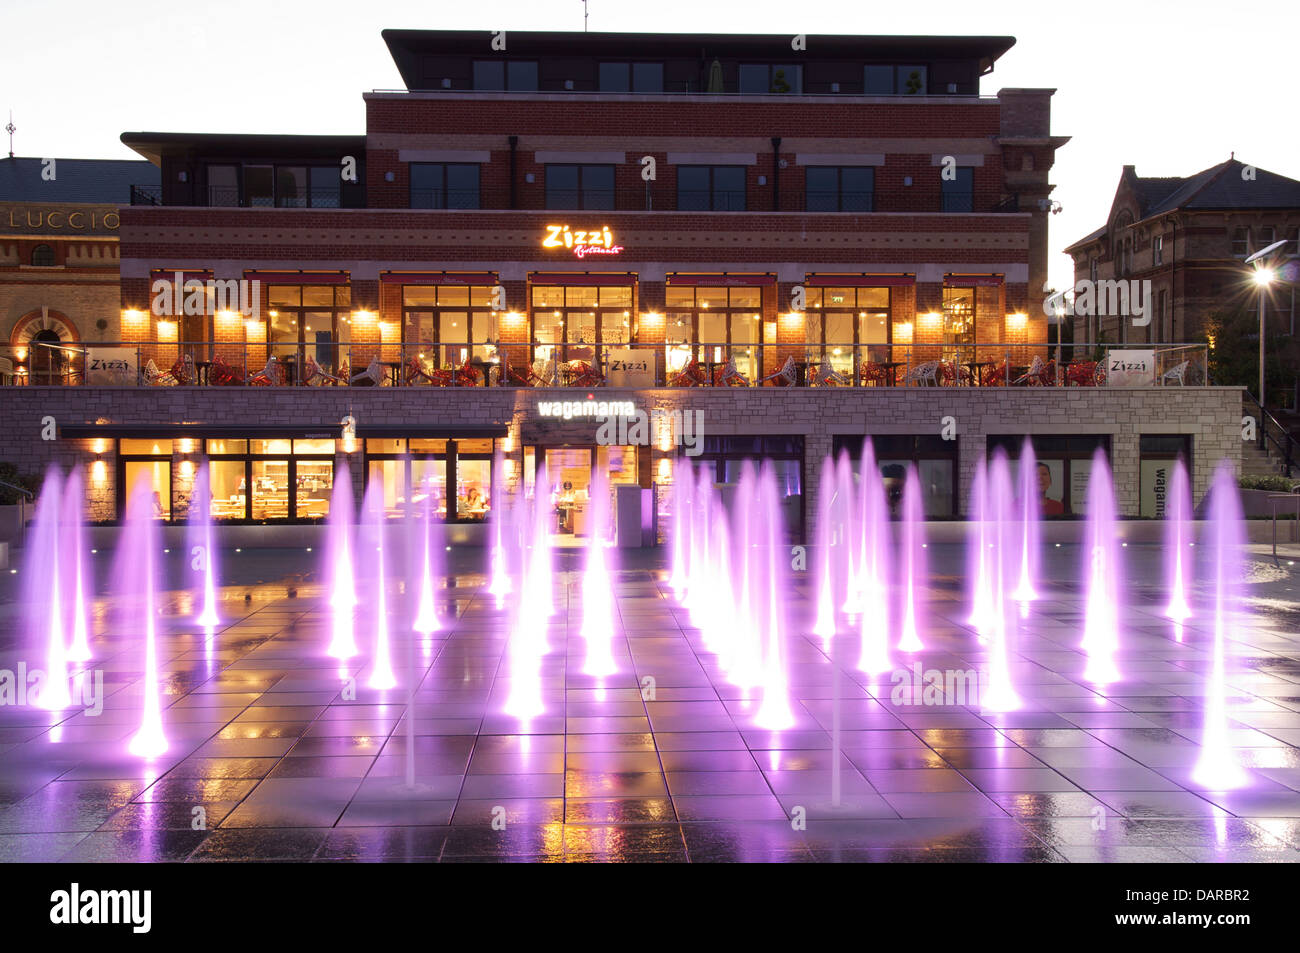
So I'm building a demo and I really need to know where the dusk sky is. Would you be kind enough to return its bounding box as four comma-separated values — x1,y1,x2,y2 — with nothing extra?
4,0,1295,297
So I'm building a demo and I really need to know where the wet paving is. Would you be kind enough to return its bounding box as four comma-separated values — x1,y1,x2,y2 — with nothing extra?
2,545,1300,863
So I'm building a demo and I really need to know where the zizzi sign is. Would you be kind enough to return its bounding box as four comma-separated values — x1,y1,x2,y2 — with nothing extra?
542,224,624,258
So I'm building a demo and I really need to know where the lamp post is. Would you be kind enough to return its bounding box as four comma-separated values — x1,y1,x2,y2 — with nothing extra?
1244,238,1289,425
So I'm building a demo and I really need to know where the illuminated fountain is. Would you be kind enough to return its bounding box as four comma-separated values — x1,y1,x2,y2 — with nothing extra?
684,472,714,630
705,499,738,676
487,448,512,607
61,468,93,663
326,466,359,659
753,461,795,731
981,451,1023,711
896,464,926,653
504,464,552,720
1012,438,1040,605
25,466,71,710
122,475,168,758
580,466,617,677
361,478,396,690
188,462,221,629
1191,462,1250,790
967,456,994,643
855,440,892,675
412,490,442,640
811,455,839,647
727,461,764,693
1164,457,1194,628
668,459,694,602
1079,448,1122,685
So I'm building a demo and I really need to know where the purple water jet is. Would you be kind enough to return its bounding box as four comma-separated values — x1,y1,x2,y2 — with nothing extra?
61,468,93,663
1191,462,1250,790
896,464,926,653
1080,448,1122,685
121,475,168,758
188,462,221,629
1164,457,1194,626
326,465,359,659
855,440,892,675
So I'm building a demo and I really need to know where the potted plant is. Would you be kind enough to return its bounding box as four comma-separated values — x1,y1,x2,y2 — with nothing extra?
0,462,40,543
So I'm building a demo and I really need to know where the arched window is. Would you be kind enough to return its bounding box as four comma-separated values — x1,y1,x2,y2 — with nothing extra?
30,244,55,266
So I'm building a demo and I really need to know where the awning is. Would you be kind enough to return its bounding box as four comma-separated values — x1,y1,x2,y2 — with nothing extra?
528,273,637,285
667,273,776,286
380,272,498,285
806,274,915,287
944,275,1004,287
243,271,350,284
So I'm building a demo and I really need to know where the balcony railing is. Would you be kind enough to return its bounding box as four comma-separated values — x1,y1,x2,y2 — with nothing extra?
0,340,1210,390
129,185,1019,214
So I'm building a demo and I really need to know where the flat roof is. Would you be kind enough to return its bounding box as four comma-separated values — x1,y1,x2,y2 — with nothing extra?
119,133,366,165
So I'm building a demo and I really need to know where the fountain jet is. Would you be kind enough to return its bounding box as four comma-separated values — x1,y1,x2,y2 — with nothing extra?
362,479,396,690
61,468,93,663
1191,463,1250,790
189,462,221,629
124,476,168,758
1164,457,1193,624
326,466,359,659
896,464,926,653
855,440,892,675
1012,438,1041,604
1080,448,1122,685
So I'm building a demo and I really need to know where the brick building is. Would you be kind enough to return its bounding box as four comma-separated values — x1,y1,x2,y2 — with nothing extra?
1064,159,1300,349
0,157,159,383
0,30,1246,533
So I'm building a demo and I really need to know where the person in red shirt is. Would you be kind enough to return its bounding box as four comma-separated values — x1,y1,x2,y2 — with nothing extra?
1037,462,1066,516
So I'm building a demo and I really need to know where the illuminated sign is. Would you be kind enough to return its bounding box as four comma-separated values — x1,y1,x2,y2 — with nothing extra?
537,399,636,420
542,224,624,258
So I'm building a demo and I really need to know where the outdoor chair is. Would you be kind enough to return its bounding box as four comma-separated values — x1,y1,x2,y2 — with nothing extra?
809,356,849,386
303,354,345,386
713,357,749,387
248,356,284,386
669,359,708,387
1012,355,1046,386
758,355,797,387
142,358,176,386
1161,360,1190,386
903,360,941,386
349,358,384,387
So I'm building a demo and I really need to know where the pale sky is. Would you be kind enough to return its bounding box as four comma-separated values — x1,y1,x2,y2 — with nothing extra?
4,0,1295,293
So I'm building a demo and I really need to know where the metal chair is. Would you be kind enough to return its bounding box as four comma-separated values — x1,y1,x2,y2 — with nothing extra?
713,356,749,387
758,355,797,386
903,360,941,386
1012,355,1046,387
304,354,345,386
141,358,176,386
1161,360,1190,386
248,356,284,386
349,358,384,387
809,356,849,386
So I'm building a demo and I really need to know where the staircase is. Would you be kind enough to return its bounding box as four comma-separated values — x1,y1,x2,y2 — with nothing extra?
1241,439,1286,478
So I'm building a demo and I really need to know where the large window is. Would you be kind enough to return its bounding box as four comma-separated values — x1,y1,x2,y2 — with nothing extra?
684,435,805,542
804,285,893,375
941,167,974,212
677,166,746,211
205,438,335,523
410,163,480,209
545,164,615,210
402,285,499,371
363,438,494,523
531,283,633,369
805,167,873,212
834,435,956,518
664,284,763,381
205,164,339,208
118,438,173,521
265,285,352,380
1139,435,1191,519
738,64,802,94
863,65,927,95
472,60,538,90
598,62,664,92
941,286,977,362
986,435,1111,518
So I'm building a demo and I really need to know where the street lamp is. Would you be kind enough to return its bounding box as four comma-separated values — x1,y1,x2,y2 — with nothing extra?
1244,238,1289,417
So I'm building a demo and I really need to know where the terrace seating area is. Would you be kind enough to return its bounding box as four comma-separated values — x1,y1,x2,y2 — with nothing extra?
0,342,1208,390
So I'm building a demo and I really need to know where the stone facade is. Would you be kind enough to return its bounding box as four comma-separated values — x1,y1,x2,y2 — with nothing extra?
0,385,1245,533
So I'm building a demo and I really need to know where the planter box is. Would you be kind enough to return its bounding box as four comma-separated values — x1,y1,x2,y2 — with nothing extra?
0,503,28,544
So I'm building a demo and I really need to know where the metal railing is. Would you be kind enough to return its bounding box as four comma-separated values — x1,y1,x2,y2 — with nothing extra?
1244,391,1298,477
129,185,1020,214
0,339,1211,391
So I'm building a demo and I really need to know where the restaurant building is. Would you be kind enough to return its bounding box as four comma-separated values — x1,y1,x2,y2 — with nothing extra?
0,157,159,383
0,31,1243,538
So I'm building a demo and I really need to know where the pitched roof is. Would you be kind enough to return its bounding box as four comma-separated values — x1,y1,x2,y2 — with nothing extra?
1065,159,1300,253
0,156,160,204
